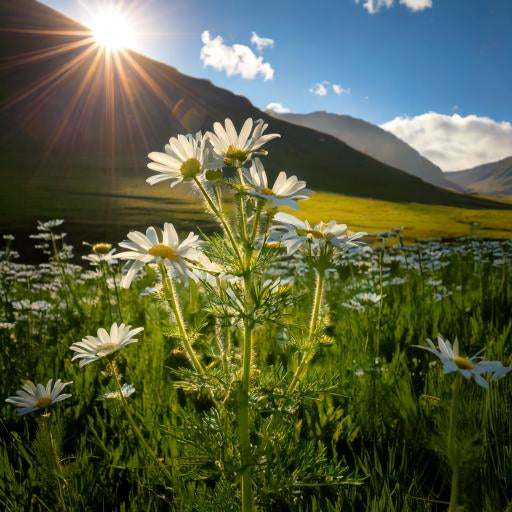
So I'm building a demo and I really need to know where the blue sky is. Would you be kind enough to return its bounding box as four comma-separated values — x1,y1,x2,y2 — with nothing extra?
39,0,512,169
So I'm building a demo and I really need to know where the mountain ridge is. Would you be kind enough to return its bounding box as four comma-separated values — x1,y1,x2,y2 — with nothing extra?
445,156,512,196
266,110,459,191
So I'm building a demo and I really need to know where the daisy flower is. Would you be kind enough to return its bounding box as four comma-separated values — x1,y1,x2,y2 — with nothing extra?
98,383,135,400
414,335,511,388
117,223,203,288
70,323,143,367
82,243,117,266
6,379,72,416
243,159,311,210
208,118,280,167
271,212,366,255
147,131,220,187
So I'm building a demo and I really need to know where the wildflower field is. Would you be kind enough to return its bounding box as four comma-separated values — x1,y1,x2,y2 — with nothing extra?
1,119,512,512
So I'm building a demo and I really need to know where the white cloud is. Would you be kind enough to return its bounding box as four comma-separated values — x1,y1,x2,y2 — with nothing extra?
251,32,274,51
309,82,329,96
361,0,393,14
200,30,274,81
355,0,432,13
381,112,512,171
399,0,432,11
266,102,291,114
332,83,351,95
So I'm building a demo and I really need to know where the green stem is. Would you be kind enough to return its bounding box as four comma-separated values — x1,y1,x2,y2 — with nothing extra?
250,201,263,244
108,262,124,322
288,270,325,393
448,373,462,512
108,359,174,485
40,412,67,511
159,262,204,374
193,176,242,262
100,262,113,325
236,168,248,242
239,314,254,512
50,233,84,319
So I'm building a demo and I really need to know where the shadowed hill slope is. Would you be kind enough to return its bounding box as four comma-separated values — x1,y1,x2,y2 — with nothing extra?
0,0,509,210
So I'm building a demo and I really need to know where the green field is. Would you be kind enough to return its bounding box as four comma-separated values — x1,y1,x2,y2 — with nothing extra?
3,172,512,251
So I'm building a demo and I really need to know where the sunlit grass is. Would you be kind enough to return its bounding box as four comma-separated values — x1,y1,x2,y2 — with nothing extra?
284,191,512,239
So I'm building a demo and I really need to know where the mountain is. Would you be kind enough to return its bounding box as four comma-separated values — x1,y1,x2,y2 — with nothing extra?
267,110,458,191
0,0,508,213
445,156,512,196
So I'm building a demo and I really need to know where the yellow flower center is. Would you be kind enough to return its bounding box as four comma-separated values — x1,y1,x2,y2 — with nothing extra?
261,187,276,196
148,243,178,261
452,356,475,370
92,243,112,254
224,145,248,166
180,158,201,179
296,228,324,239
36,397,52,408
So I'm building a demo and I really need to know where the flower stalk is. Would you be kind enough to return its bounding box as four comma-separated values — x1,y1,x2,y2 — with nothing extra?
447,373,462,512
40,412,68,511
288,270,325,393
159,262,204,374
239,315,254,512
107,359,174,485
193,176,242,262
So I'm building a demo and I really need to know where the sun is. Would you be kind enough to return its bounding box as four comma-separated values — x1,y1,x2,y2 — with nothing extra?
91,7,135,50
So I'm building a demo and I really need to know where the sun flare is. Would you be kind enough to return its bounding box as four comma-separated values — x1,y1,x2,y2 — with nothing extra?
91,7,135,50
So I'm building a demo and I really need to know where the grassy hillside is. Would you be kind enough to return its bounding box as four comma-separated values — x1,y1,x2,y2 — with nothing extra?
285,192,512,239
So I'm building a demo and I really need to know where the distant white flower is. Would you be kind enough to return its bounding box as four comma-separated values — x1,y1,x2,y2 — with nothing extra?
208,118,280,167
70,323,143,367
98,383,135,400
117,223,203,288
147,131,220,187
83,250,117,266
414,335,511,388
272,212,366,255
6,379,72,416
243,159,311,209
37,219,64,231
354,292,384,305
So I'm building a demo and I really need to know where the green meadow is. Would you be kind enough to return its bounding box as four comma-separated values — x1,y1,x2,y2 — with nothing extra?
2,172,512,247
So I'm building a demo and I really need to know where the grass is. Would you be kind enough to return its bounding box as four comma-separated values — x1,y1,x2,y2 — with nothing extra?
1,225,511,511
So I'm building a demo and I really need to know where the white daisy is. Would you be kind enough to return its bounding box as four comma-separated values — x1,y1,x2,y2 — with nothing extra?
97,383,135,400
69,323,143,367
243,159,311,210
6,379,72,416
37,219,64,231
208,118,280,167
116,223,203,288
271,212,366,255
82,247,117,266
147,131,220,187
414,335,511,388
